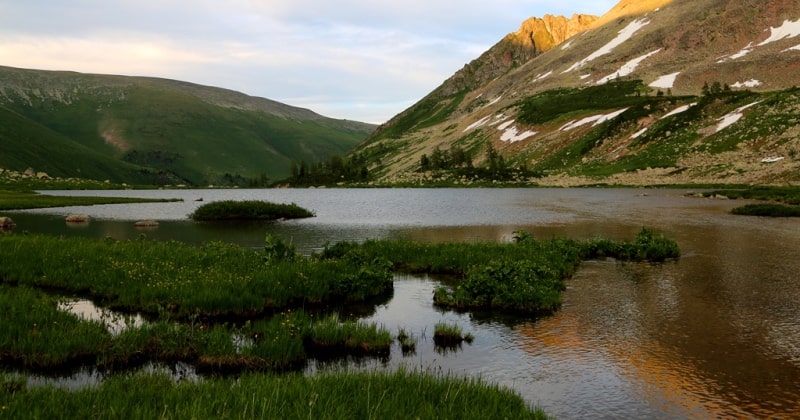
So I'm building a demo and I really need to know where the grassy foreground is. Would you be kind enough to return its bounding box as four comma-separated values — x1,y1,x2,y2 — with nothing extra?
0,369,547,419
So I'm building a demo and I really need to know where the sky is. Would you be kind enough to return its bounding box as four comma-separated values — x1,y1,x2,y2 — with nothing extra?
0,1,616,124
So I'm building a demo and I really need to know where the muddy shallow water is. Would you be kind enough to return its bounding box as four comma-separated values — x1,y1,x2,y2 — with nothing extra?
8,188,800,418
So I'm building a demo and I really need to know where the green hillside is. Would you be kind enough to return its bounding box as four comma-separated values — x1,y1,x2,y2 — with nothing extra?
0,66,375,186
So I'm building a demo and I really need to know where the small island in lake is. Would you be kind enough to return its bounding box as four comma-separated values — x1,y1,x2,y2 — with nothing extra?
189,200,315,221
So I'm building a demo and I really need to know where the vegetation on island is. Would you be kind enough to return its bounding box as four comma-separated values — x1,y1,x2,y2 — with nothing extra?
189,200,315,221
0,219,678,418
702,186,800,217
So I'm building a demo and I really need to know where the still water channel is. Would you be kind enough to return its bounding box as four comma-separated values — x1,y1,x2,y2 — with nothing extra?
8,188,800,418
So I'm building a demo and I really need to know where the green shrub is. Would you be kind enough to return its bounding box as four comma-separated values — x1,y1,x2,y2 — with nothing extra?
190,200,314,221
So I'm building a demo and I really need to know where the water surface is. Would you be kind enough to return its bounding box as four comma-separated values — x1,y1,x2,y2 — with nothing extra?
8,188,800,418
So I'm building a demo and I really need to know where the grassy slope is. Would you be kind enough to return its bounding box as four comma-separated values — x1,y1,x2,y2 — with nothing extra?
0,106,148,182
0,70,372,185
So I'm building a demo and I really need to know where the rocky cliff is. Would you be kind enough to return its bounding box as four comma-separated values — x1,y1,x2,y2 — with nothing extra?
354,0,800,186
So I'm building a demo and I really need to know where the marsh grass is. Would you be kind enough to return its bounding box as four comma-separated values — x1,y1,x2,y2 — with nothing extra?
0,189,179,211
0,234,393,319
1,369,547,419
305,313,392,357
433,322,474,348
189,200,314,221
0,285,111,370
324,228,678,314
397,328,417,355
731,204,800,217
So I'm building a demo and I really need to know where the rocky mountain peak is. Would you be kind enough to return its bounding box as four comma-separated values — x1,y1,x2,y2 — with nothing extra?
509,14,599,53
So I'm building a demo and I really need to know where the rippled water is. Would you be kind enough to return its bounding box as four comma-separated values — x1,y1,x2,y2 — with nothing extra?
8,188,800,418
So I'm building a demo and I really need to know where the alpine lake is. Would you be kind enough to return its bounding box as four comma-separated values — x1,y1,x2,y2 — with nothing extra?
7,187,800,419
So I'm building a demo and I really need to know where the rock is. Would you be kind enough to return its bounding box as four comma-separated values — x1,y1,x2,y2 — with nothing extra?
65,214,90,224
36,172,49,179
134,220,159,228
0,217,16,229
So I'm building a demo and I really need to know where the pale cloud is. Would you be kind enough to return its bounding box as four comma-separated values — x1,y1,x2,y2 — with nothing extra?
0,1,615,123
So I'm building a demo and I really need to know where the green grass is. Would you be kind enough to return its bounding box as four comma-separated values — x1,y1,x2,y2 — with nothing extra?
0,234,393,319
321,228,679,314
731,204,800,217
1,369,548,419
189,200,315,221
433,322,474,347
703,186,800,205
0,189,179,211
0,68,372,185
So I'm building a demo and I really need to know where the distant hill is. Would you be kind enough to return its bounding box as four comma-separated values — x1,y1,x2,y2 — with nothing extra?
354,0,800,186
0,66,376,186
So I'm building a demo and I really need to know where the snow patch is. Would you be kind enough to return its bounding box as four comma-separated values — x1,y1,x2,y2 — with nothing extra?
488,114,508,126
497,119,515,131
784,44,800,52
731,79,762,88
463,115,492,132
761,156,785,163
563,18,651,73
486,95,503,106
560,108,629,131
631,127,649,139
500,126,537,143
596,49,661,85
662,103,696,119
561,40,573,50
758,18,800,46
579,74,592,80
719,18,800,61
531,71,553,84
649,72,681,89
715,101,761,133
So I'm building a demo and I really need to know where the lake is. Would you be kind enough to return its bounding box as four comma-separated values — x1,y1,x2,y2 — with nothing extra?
8,188,800,418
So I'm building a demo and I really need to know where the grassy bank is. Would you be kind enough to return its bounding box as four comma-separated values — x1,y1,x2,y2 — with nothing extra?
320,228,679,314
0,189,180,211
0,234,392,319
703,186,800,217
0,369,547,419
0,285,391,373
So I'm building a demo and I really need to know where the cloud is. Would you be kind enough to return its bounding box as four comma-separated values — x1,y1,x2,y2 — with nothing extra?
0,0,616,123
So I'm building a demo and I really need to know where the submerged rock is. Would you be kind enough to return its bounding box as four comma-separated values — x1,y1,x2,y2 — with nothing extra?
134,220,159,228
65,214,90,224
0,216,16,230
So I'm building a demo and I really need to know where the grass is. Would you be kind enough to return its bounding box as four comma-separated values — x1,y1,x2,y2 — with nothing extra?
731,204,800,217
0,189,180,211
702,186,800,217
0,234,393,319
703,186,800,205
321,228,679,314
0,288,392,373
189,200,315,221
433,322,474,347
0,68,371,185
0,369,548,419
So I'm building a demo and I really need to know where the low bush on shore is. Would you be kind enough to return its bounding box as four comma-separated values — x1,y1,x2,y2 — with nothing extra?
190,200,314,221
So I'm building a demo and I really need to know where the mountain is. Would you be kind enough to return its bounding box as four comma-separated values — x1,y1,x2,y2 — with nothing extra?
0,66,375,186
355,0,800,186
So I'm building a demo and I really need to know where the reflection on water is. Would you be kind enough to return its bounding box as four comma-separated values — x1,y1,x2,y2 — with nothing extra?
58,299,146,335
5,188,800,418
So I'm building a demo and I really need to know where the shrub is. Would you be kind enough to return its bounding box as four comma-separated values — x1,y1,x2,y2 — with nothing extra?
189,200,314,221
